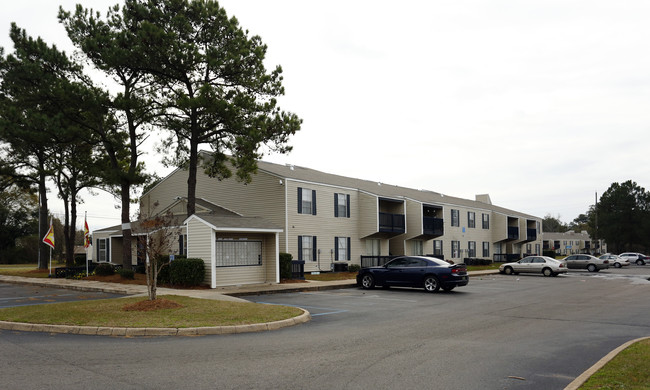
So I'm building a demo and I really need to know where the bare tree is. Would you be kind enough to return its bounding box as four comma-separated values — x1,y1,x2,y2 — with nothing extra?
133,209,179,300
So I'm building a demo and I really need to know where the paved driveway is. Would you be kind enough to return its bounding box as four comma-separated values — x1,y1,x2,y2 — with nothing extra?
0,283,126,308
0,268,649,389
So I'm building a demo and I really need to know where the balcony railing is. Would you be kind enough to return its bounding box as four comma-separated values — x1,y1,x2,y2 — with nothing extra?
423,217,444,236
508,226,519,240
379,212,405,234
526,228,537,241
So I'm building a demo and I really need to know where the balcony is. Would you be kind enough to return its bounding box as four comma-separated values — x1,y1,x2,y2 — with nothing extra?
423,217,444,237
379,212,405,234
507,226,519,240
526,228,537,242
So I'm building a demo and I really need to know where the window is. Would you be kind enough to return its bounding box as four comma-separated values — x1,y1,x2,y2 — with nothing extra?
215,240,262,267
335,237,351,261
482,242,490,257
366,239,380,256
526,244,532,253
451,241,460,258
298,235,317,261
451,209,459,227
412,240,423,256
298,187,316,215
535,244,541,255
433,240,443,256
468,241,476,257
179,234,188,256
482,213,490,229
468,212,475,228
334,193,350,218
97,238,109,262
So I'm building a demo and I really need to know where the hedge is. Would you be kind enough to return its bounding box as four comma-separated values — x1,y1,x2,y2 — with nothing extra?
168,258,205,287
280,252,293,279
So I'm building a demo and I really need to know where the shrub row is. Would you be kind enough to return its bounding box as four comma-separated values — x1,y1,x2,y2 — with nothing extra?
463,258,493,266
157,257,205,287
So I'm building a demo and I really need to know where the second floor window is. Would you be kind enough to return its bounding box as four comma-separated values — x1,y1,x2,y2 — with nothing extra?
335,193,350,218
482,213,489,229
451,209,459,227
468,212,475,228
298,187,316,215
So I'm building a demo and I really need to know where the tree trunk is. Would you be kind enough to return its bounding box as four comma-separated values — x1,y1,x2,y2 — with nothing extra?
121,182,133,270
186,136,198,218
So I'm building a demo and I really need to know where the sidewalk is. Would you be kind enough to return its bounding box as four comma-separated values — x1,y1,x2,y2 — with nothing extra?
0,269,500,299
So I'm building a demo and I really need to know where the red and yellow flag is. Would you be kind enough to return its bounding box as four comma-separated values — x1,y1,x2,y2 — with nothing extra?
84,217,91,248
42,220,55,250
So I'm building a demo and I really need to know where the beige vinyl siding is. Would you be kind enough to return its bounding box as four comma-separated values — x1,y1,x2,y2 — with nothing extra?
186,219,214,286
358,192,379,238
140,168,186,217
404,199,423,239
492,213,508,242
287,181,361,272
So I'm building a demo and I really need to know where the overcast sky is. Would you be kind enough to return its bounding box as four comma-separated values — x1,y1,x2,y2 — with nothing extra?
2,0,650,231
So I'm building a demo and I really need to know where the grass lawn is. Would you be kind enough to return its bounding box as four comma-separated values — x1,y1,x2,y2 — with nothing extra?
0,295,303,328
579,338,650,389
0,264,52,278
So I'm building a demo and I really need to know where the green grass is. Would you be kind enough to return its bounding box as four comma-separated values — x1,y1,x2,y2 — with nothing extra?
579,339,650,389
0,264,52,278
0,295,303,328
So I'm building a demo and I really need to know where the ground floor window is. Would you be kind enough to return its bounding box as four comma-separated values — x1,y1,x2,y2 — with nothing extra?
215,240,262,267
451,241,460,258
365,239,380,256
299,235,317,261
433,240,443,256
482,242,490,258
97,238,109,262
468,241,476,258
335,237,351,260
412,240,423,256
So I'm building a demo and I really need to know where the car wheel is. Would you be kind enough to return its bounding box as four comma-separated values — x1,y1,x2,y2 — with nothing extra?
614,262,622,268
504,266,514,275
542,268,553,277
587,264,597,272
423,275,440,292
361,274,375,289
637,260,644,266
442,286,455,292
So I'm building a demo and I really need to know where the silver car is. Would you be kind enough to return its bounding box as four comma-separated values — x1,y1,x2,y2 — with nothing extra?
599,254,630,268
563,254,609,272
499,256,567,277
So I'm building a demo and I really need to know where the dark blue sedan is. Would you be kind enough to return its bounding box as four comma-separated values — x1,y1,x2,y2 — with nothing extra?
356,256,469,292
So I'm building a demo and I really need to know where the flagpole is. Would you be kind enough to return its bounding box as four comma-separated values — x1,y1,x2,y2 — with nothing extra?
49,246,52,277
85,211,89,277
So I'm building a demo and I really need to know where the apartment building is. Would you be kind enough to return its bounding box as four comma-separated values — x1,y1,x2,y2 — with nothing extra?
93,152,543,287
542,230,606,256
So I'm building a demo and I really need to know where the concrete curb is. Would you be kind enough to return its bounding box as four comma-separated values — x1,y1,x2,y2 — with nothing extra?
564,336,650,390
0,309,311,337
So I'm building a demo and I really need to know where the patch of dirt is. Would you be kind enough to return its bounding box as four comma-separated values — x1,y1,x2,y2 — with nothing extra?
122,298,184,312
84,273,148,285
280,278,308,284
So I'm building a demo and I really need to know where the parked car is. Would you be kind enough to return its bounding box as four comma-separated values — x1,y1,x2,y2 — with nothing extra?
356,256,469,292
618,252,649,265
563,254,609,272
599,254,630,268
499,256,567,277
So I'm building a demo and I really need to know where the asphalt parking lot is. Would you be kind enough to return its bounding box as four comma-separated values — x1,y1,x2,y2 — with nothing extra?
0,283,126,308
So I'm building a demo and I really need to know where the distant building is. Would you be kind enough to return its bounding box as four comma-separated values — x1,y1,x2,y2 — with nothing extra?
541,230,606,256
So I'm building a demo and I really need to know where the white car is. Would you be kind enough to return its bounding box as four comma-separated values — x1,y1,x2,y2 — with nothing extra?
618,252,649,265
599,254,630,268
499,256,567,277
